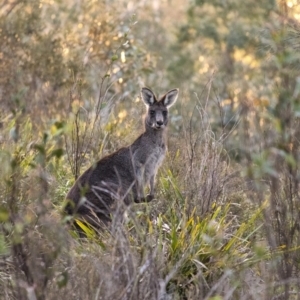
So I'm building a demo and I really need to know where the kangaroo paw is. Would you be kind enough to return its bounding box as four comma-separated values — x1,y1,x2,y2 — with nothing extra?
134,194,154,203
145,194,154,202
134,197,143,203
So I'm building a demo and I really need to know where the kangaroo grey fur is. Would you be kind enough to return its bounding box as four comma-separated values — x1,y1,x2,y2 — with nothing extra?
65,87,179,229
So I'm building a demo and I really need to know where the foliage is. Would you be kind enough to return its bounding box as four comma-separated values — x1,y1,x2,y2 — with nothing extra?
1,0,300,299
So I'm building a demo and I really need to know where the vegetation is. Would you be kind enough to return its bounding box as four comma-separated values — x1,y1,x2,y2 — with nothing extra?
1,0,300,299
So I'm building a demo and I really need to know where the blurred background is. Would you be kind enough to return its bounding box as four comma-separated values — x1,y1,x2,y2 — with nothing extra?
1,1,300,299
2,0,300,157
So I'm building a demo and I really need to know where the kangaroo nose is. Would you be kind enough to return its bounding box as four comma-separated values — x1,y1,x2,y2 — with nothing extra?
157,120,163,126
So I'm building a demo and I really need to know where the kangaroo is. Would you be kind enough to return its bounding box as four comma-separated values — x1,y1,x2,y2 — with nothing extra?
65,87,179,229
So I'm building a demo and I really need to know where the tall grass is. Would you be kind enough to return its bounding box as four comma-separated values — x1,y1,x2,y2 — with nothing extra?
0,84,278,300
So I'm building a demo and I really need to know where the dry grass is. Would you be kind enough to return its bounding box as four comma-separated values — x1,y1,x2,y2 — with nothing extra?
2,84,300,300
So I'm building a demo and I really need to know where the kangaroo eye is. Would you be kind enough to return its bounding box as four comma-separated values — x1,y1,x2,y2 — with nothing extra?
163,111,167,116
150,110,155,116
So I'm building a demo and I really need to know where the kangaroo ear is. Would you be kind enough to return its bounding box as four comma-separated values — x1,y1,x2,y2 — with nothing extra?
141,87,156,106
162,89,179,108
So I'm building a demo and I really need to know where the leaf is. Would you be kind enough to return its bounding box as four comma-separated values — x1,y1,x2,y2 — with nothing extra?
111,54,118,61
50,148,64,159
51,121,65,136
43,132,49,144
54,121,65,129
9,127,18,142
75,219,96,239
57,271,68,288
170,227,178,252
0,234,9,255
33,144,46,155
0,207,9,222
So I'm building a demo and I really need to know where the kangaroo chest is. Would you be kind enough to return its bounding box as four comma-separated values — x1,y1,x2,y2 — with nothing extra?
141,143,166,184
131,140,165,174
146,143,166,169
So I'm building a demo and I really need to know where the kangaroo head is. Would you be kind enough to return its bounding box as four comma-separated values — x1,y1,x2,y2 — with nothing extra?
141,87,179,130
